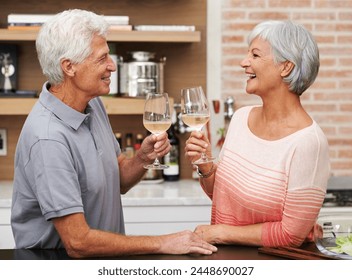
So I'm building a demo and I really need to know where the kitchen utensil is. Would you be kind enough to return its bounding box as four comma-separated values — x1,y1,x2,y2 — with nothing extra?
314,214,352,259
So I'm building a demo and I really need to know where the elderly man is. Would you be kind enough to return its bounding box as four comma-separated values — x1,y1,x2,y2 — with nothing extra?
11,9,217,258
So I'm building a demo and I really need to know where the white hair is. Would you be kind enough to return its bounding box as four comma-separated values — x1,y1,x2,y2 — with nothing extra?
36,9,109,85
248,20,320,96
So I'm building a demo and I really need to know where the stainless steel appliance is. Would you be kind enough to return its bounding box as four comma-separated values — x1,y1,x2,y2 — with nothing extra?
119,51,166,97
320,176,352,216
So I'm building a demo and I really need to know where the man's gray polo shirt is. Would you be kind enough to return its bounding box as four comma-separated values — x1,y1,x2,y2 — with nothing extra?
11,82,125,249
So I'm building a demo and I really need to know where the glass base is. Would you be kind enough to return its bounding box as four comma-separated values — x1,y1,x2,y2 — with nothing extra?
144,164,169,170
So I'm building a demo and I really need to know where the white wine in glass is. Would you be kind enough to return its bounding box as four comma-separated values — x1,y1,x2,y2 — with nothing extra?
181,86,215,165
143,92,172,169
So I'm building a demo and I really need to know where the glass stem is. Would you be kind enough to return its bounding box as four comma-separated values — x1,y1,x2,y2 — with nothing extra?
153,158,161,166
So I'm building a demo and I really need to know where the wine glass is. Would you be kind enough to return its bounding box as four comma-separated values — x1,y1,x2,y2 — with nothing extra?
143,92,172,169
181,86,215,165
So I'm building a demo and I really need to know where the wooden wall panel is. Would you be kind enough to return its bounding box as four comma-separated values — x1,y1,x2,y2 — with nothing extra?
0,116,26,180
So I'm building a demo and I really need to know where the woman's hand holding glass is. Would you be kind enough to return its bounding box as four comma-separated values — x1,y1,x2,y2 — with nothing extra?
185,130,213,163
181,86,215,165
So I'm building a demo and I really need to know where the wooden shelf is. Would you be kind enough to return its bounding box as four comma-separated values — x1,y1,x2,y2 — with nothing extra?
101,97,146,114
0,96,147,115
0,29,200,43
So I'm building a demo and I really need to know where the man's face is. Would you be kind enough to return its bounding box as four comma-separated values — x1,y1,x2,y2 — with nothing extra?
72,35,116,98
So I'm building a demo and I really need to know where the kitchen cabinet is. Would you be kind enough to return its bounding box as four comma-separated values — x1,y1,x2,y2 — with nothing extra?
0,0,206,180
0,203,211,249
123,204,211,236
0,181,14,249
122,180,212,235
0,207,14,249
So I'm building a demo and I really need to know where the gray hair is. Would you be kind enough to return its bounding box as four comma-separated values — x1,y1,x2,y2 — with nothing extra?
248,20,319,96
36,9,109,85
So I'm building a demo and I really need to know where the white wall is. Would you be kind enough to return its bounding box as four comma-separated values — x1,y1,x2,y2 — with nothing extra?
207,0,223,157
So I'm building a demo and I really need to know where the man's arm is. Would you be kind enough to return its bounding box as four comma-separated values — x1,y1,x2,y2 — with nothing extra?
53,213,217,258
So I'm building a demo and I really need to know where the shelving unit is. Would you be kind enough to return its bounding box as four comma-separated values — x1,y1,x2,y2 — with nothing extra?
0,0,206,180
0,27,189,116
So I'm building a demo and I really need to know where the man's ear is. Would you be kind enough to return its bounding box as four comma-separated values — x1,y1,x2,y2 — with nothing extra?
61,59,75,77
280,61,295,77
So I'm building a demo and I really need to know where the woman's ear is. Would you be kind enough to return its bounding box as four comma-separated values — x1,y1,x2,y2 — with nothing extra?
280,61,295,77
61,59,75,77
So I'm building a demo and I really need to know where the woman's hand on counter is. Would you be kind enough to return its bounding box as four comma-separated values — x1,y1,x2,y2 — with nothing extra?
194,224,222,244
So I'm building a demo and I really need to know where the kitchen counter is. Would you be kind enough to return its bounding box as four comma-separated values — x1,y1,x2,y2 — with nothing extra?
0,245,284,260
0,242,331,260
0,179,211,207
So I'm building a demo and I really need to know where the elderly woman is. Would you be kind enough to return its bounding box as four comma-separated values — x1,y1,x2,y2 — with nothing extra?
186,20,330,247
11,9,217,258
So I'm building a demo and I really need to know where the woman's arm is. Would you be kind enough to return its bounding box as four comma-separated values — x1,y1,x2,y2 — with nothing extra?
185,131,216,196
195,223,263,246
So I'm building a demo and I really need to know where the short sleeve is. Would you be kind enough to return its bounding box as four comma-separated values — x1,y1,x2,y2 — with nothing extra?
25,139,83,220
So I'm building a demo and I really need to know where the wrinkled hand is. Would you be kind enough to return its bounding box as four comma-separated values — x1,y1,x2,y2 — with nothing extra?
194,225,222,244
158,230,217,255
185,131,213,164
138,132,171,164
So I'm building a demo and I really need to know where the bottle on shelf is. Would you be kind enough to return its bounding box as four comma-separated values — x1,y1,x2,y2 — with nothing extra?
134,133,144,151
124,133,134,158
162,124,180,181
115,132,123,149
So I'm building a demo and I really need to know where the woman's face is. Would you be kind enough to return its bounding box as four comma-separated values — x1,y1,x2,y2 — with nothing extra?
240,37,283,96
72,35,116,98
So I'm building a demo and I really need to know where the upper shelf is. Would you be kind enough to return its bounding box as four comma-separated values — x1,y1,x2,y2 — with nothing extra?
0,29,201,43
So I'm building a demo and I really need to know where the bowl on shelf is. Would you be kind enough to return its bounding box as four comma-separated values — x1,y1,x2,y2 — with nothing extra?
314,214,352,260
